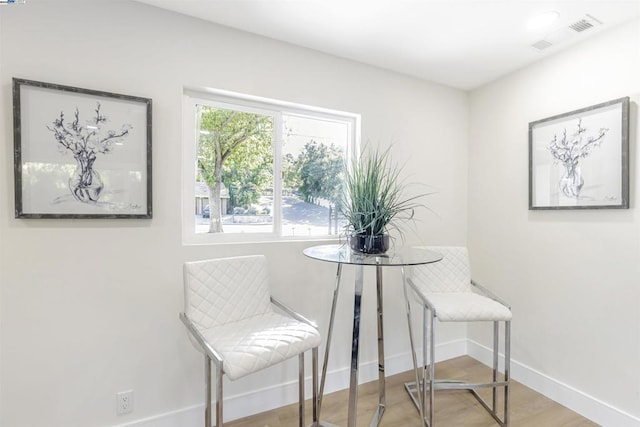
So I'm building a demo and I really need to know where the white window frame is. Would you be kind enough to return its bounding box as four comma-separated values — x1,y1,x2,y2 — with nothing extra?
182,87,360,245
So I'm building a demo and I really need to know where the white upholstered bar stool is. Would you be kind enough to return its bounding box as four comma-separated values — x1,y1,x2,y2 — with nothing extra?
180,255,321,427
405,246,512,427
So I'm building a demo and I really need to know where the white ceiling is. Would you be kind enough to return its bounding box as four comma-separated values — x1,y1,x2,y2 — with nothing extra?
136,0,640,90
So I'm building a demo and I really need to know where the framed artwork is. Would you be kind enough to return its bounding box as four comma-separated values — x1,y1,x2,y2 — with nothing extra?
13,78,152,218
529,97,629,210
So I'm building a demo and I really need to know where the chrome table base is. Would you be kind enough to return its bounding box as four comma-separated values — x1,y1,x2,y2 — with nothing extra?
303,245,442,427
318,264,389,427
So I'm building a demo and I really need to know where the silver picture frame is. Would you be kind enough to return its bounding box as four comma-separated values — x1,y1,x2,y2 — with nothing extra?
13,78,152,218
529,97,629,210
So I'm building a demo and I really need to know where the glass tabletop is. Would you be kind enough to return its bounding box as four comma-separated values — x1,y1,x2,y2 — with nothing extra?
303,244,442,267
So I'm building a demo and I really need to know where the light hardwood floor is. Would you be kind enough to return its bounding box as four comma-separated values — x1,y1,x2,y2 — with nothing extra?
226,356,598,427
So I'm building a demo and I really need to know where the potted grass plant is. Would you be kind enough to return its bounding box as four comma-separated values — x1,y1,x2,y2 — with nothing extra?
341,145,423,254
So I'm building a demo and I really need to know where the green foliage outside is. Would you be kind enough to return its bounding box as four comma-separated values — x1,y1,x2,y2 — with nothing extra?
295,140,344,204
198,106,273,232
197,106,345,233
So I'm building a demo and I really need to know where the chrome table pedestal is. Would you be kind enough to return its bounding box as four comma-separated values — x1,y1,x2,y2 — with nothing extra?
303,244,442,427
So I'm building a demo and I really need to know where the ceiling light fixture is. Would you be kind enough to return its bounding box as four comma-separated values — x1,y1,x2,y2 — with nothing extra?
528,11,560,30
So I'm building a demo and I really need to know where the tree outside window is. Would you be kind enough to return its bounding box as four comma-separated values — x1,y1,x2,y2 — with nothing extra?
186,91,358,242
197,106,273,233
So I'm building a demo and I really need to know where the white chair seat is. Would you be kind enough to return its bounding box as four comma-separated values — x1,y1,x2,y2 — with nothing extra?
424,292,512,322
200,311,321,381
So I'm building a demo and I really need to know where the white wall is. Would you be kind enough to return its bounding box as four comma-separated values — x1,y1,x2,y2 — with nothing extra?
0,1,468,426
469,19,640,424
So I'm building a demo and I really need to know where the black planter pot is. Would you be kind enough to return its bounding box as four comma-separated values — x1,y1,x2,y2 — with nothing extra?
349,234,390,254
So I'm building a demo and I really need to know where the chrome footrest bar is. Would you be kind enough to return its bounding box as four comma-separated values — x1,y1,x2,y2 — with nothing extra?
405,379,508,393
433,380,509,390
469,389,507,427
404,380,508,427
370,403,385,427
404,381,422,413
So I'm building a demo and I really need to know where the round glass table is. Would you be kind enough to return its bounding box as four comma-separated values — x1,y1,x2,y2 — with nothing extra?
303,244,442,427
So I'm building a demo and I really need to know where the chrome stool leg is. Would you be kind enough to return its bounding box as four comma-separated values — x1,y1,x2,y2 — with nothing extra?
401,267,427,426
428,307,435,426
215,361,223,427
504,321,511,426
205,355,212,427
312,347,319,426
493,321,499,415
406,310,511,426
299,353,305,427
205,355,223,427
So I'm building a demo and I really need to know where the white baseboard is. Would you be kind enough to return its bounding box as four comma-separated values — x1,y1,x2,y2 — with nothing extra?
114,339,466,426
467,339,640,427
113,404,202,427
115,338,639,427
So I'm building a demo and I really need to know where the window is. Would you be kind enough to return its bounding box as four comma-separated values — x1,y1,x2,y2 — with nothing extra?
183,88,360,244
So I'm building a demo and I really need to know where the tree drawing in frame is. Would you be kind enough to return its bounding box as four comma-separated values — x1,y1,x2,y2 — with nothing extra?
547,118,608,200
529,97,629,210
48,102,132,204
13,78,152,218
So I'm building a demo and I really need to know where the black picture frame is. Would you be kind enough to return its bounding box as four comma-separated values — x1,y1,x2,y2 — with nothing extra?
529,97,629,210
13,78,152,218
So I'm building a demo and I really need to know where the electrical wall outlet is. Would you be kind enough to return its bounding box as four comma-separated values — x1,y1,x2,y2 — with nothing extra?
116,390,133,415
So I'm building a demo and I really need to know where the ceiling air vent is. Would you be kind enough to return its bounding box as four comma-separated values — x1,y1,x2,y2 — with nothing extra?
568,14,603,33
531,14,603,51
569,19,593,32
531,39,553,50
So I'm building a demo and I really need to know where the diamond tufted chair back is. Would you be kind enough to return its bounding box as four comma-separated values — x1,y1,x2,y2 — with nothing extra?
184,255,273,330
411,246,471,293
